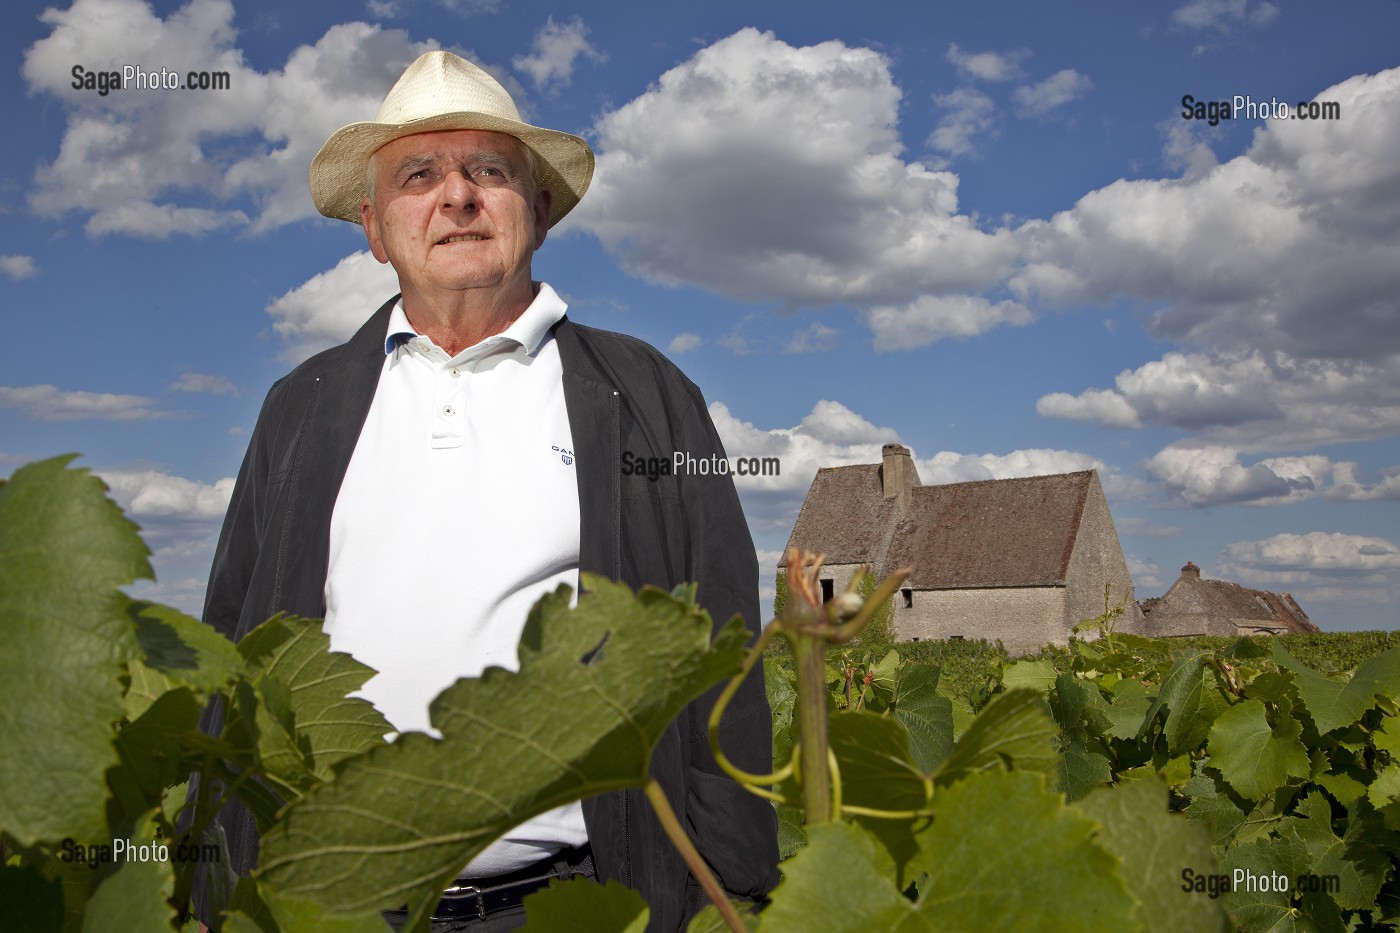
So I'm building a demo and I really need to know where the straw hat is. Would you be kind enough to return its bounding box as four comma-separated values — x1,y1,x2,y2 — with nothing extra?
310,51,594,227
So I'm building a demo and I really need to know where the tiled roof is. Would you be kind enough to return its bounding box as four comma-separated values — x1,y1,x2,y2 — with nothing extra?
885,472,1094,588
1140,571,1319,635
779,464,901,567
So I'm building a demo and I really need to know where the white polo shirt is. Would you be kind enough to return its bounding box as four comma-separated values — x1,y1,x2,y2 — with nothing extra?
324,283,587,875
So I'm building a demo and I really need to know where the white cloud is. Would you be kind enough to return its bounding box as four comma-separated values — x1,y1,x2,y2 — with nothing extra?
796,400,893,446
98,468,235,520
0,384,178,421
512,16,605,94
783,322,839,354
1116,517,1182,539
97,466,236,615
266,250,401,360
168,372,238,396
667,332,702,353
1036,387,1141,428
928,87,997,159
708,398,900,538
0,255,37,279
1328,462,1400,502
1012,69,1093,115
1127,556,1162,592
1146,444,1332,507
436,0,503,13
1161,120,1219,179
1172,0,1278,30
1223,531,1400,574
572,29,1019,341
22,0,447,236
914,448,1105,485
1014,66,1400,455
945,44,1028,82
1037,351,1400,451
866,294,1031,349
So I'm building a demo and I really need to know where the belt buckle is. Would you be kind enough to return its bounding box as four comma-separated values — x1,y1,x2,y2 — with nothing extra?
438,883,486,921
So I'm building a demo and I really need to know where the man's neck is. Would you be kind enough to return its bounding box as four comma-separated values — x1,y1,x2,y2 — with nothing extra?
399,281,538,356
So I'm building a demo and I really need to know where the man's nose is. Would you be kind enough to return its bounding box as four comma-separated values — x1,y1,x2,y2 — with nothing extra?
440,169,477,210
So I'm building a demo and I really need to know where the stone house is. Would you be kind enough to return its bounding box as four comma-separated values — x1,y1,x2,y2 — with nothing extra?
778,444,1144,656
1138,562,1318,637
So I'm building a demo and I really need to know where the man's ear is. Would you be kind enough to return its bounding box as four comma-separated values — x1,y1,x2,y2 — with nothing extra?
361,199,389,263
533,187,552,250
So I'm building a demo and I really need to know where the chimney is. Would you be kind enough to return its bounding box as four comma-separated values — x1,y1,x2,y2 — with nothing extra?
881,443,918,515
1182,561,1201,579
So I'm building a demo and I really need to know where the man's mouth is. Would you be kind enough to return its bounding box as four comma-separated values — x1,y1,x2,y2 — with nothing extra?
438,234,488,244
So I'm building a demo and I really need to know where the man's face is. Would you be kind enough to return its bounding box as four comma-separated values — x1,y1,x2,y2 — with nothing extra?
360,130,550,301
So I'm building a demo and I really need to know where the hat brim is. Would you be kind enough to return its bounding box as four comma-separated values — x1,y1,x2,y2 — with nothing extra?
310,112,594,227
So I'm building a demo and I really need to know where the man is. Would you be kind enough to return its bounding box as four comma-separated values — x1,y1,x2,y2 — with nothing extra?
196,50,778,931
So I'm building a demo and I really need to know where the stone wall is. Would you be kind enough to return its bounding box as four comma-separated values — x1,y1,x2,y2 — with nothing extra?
778,562,867,610
1061,477,1145,637
893,586,1066,657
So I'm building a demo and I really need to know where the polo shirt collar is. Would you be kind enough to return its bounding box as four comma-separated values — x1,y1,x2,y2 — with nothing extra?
383,282,568,357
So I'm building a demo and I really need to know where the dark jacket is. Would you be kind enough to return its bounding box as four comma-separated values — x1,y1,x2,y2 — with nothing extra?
199,297,780,930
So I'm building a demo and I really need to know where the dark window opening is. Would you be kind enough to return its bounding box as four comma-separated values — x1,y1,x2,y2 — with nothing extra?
820,579,834,603
901,587,912,609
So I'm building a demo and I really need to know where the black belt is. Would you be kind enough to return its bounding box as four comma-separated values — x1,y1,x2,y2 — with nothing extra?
431,845,595,921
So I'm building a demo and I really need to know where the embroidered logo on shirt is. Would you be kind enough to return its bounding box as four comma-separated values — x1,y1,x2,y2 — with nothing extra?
552,445,574,465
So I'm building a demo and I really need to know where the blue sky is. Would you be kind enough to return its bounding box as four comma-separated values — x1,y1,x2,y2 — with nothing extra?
3,0,1399,632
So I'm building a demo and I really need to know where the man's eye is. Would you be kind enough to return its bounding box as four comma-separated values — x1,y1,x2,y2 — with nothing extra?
470,166,509,185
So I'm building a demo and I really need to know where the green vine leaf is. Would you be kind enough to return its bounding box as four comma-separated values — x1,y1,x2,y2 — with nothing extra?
1001,659,1058,694
0,864,64,932
520,878,649,932
0,456,149,847
79,810,176,933
107,687,204,821
237,615,394,783
891,662,953,773
1142,653,1229,757
756,821,931,931
916,770,1139,932
1055,741,1113,802
828,711,929,812
1103,678,1150,741
934,689,1058,787
1271,641,1400,735
126,598,245,715
1283,792,1389,912
1207,699,1309,801
256,577,748,920
1076,778,1229,933
1219,835,1329,933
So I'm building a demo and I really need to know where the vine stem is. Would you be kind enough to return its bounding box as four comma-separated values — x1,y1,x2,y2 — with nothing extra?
643,778,747,933
792,624,831,824
708,621,793,793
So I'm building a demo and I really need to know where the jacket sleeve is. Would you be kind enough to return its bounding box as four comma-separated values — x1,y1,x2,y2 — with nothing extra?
189,381,286,923
675,389,782,901
204,379,284,641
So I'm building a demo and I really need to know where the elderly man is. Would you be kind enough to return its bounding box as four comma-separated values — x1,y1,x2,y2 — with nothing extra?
196,51,778,931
